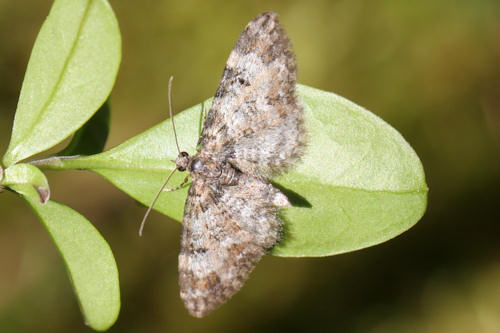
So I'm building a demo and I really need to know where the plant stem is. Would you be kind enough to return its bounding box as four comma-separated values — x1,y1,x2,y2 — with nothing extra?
29,155,86,170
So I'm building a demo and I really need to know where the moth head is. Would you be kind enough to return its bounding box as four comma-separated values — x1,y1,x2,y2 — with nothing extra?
176,151,190,172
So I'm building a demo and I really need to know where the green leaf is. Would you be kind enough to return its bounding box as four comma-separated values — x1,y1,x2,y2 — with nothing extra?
2,0,121,166
57,101,111,156
2,163,50,203
38,85,428,257
273,85,428,256
21,197,120,331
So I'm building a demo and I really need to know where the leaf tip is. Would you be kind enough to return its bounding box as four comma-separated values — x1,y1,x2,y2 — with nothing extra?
35,185,50,203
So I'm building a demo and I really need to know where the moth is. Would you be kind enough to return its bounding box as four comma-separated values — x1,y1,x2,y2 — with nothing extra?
152,11,306,317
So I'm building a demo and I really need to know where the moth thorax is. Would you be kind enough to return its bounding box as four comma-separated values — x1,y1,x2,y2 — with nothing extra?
219,163,238,186
189,158,204,173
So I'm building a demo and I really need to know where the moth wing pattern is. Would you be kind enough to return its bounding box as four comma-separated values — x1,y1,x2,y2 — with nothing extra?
199,11,306,177
178,11,305,317
179,173,289,317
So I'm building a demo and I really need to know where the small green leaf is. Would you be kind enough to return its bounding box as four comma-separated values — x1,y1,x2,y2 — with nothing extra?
58,101,111,156
22,197,120,331
2,0,121,166
2,163,50,203
38,85,428,257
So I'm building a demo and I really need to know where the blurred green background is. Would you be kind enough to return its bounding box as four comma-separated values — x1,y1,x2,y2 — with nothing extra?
1,0,499,332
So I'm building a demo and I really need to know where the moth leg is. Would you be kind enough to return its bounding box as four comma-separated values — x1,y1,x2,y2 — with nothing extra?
163,175,190,193
196,102,207,152
197,102,207,137
202,102,207,129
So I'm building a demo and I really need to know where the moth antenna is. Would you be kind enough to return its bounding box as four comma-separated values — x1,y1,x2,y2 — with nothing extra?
168,76,181,154
139,167,177,236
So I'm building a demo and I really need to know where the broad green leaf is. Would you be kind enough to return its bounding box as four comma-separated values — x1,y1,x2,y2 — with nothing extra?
273,85,428,256
58,101,111,156
37,85,428,257
2,163,50,203
18,196,120,331
2,0,121,166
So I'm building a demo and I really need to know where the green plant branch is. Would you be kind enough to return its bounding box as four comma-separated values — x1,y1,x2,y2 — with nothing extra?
29,155,84,170
29,155,176,172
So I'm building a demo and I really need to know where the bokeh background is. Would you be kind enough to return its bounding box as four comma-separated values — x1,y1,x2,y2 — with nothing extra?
1,0,499,332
